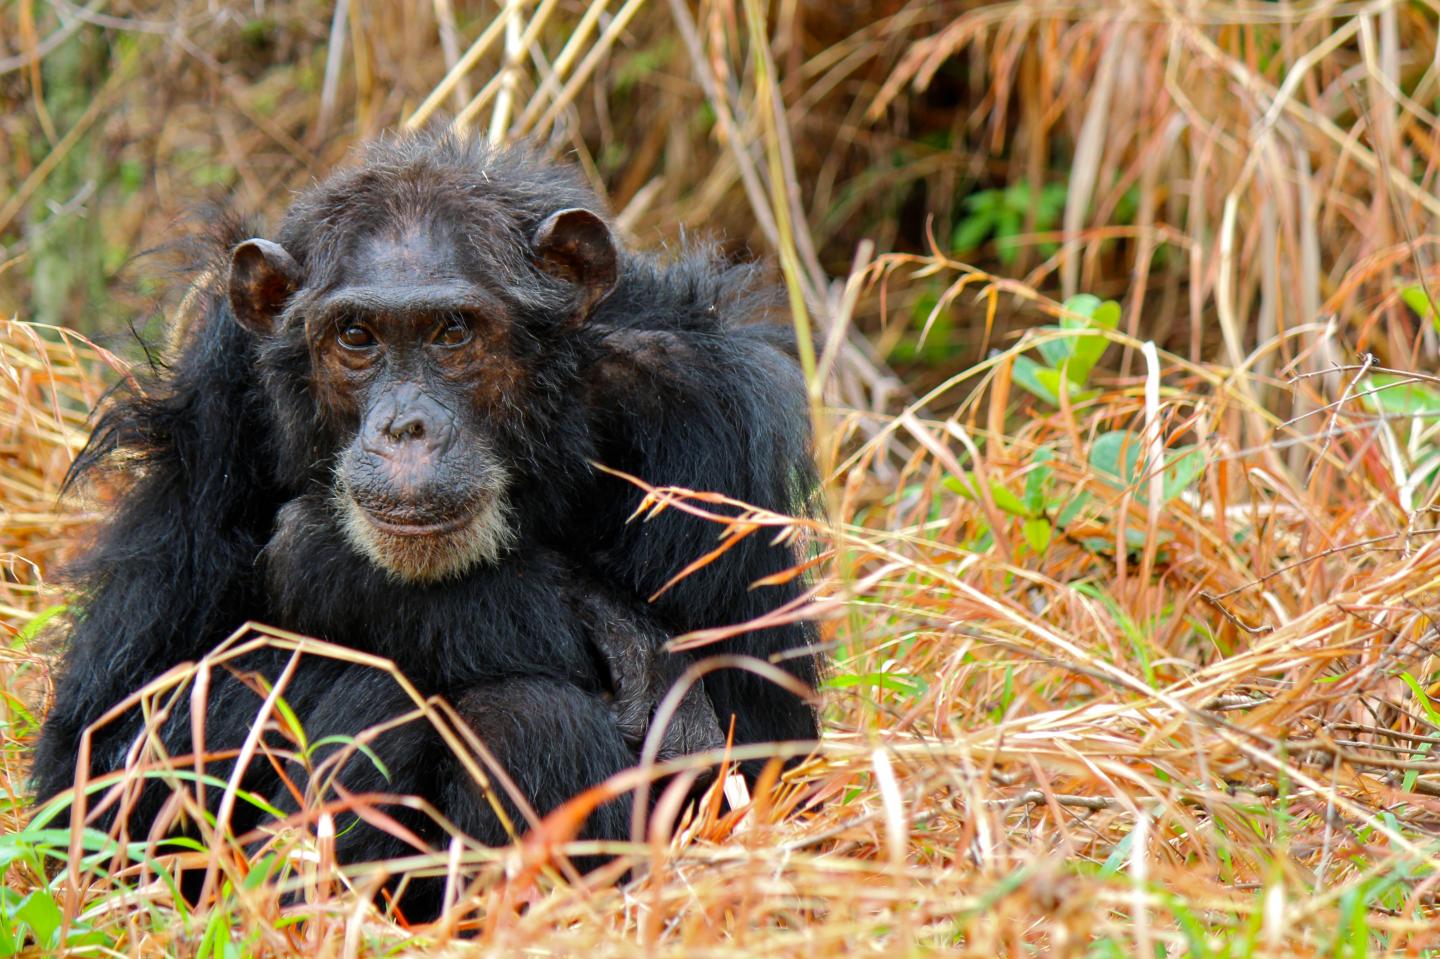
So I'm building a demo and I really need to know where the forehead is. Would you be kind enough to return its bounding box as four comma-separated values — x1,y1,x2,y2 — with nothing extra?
341,219,467,288
305,219,508,325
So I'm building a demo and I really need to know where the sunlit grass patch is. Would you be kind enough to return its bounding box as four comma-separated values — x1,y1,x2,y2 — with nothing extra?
12,280,1440,952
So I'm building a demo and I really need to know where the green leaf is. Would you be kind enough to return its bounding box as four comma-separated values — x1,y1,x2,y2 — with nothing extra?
825,672,928,697
1022,518,1052,553
1114,186,1142,226
1402,741,1431,793
1161,446,1206,503
964,189,1001,213
1100,825,1138,876
26,771,288,829
1014,355,1099,407
941,472,1033,517
1062,335,1107,387
941,474,976,500
1060,293,1103,322
994,664,1015,720
951,215,993,253
305,735,392,781
268,694,307,754
1034,367,1069,402
197,907,232,959
1089,300,1121,331
1401,284,1440,332
1362,373,1440,417
1055,491,1091,528
1037,368,1098,404
1336,883,1370,959
1035,331,1071,369
1061,298,1118,386
1164,895,1220,959
1012,354,1061,406
1003,183,1031,210
1037,182,1068,223
988,483,1031,518
1029,296,1120,389
908,290,940,326
1023,450,1054,515
994,210,1023,264
1399,672,1440,727
15,890,63,949
1089,431,1204,504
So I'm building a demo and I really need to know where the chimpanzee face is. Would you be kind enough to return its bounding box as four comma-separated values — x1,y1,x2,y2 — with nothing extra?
305,222,522,581
226,207,616,582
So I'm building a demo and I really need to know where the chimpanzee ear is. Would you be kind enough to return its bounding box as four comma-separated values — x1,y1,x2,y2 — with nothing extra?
532,208,618,319
229,238,303,336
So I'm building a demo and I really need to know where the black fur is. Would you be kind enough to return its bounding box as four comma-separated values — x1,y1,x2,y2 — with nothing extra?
31,130,820,912
581,255,822,762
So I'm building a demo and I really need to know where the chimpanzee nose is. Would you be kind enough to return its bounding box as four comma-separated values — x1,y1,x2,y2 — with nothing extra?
377,408,453,454
361,386,458,458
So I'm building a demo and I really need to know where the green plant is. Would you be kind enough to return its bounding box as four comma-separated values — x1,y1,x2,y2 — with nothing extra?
952,181,1067,265
1087,430,1205,507
1400,283,1439,333
1012,293,1117,406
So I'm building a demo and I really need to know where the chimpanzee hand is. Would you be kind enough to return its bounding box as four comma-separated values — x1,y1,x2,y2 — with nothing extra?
567,583,725,764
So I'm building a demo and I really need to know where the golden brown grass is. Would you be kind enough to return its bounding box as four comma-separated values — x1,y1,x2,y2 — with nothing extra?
7,0,1440,955
10,291,1440,953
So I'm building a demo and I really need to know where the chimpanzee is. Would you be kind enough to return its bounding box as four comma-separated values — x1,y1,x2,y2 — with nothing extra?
30,130,820,910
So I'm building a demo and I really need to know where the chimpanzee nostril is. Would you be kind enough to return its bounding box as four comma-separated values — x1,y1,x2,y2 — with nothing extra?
386,413,427,442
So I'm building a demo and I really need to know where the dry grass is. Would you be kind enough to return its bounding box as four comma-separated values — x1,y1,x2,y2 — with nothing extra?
7,0,1440,955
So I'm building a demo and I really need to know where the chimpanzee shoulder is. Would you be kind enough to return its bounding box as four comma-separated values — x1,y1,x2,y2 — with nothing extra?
603,247,786,330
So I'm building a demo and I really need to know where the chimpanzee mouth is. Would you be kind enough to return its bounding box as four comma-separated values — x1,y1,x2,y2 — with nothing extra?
359,509,476,538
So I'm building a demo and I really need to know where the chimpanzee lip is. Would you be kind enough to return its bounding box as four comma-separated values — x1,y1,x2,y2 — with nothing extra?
360,509,474,538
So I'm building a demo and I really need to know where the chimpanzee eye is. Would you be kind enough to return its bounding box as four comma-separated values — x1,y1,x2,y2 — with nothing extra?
337,322,376,349
434,313,473,348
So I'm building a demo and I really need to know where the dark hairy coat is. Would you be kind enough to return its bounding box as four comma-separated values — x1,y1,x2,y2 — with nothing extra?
30,131,821,912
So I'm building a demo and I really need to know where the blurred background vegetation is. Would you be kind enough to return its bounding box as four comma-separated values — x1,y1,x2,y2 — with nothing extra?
8,1,1437,397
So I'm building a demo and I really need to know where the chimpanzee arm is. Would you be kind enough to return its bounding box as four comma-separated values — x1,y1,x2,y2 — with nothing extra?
580,253,822,760
31,270,282,804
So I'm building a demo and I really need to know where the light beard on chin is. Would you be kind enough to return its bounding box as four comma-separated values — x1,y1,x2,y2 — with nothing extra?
333,486,517,583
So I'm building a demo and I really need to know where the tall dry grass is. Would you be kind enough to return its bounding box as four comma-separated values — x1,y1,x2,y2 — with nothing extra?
5,0,1440,955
